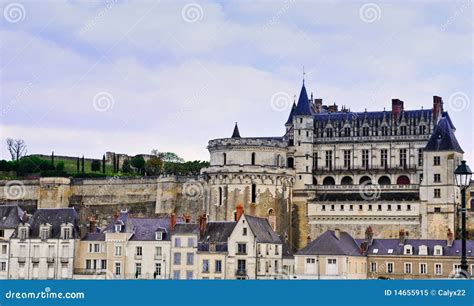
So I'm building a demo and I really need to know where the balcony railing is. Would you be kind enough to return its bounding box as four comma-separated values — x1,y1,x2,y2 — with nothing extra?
60,257,69,263
154,254,163,260
235,269,247,276
308,184,418,191
31,257,40,263
135,254,142,260
47,257,55,263
18,257,26,263
74,269,107,275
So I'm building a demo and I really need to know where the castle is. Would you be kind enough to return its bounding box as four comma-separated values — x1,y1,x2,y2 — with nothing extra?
0,81,471,250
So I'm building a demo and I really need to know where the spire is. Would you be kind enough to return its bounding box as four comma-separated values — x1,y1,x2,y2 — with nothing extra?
231,122,241,138
293,81,312,116
285,102,297,125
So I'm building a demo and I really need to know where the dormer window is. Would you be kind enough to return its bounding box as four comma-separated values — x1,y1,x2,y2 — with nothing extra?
19,226,29,240
209,243,216,252
155,231,163,241
61,225,72,239
434,245,443,256
115,224,122,232
418,245,428,256
404,245,413,255
40,224,52,240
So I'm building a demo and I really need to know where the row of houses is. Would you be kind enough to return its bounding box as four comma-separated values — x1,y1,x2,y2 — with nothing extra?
1,204,473,280
0,205,294,280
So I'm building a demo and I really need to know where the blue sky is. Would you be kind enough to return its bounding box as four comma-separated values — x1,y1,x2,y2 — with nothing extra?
1,0,472,163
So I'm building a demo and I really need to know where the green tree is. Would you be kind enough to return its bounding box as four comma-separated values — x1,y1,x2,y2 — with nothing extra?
91,160,101,172
0,160,12,171
145,156,163,176
122,159,132,173
131,155,146,174
151,150,184,163
56,161,65,171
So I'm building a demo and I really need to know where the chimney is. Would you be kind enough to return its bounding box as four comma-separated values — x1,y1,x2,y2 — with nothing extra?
183,213,191,223
170,213,177,231
398,229,406,246
359,241,368,254
365,226,374,246
334,228,340,240
21,210,29,223
236,204,244,221
198,213,207,238
433,96,443,121
447,228,454,247
112,211,119,221
392,99,404,121
307,235,312,245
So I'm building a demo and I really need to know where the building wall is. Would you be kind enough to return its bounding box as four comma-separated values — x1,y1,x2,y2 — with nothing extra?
125,240,171,280
294,254,367,279
0,229,15,279
196,252,227,279
170,233,198,279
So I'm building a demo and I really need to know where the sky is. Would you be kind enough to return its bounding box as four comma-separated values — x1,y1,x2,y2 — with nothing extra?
0,0,473,163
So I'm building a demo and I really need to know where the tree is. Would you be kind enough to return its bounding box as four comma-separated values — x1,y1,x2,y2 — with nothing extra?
91,160,101,172
6,138,27,160
0,160,12,171
102,155,106,174
122,159,132,173
151,150,184,163
145,156,163,176
131,155,145,174
56,161,65,171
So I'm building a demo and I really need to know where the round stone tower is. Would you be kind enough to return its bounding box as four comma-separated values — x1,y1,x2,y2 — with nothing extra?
201,123,295,236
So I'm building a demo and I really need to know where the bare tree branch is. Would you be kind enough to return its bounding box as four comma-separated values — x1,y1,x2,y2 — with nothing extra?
6,138,27,160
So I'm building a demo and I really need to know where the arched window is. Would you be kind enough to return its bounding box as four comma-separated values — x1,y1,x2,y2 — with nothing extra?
268,208,274,216
359,176,372,185
341,176,353,185
276,154,281,167
251,152,256,165
323,177,335,185
287,157,294,169
312,177,318,185
378,176,391,185
397,175,410,185
223,153,227,165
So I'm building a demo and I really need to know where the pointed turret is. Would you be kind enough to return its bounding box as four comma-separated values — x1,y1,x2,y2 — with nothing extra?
293,82,312,116
285,102,297,125
231,122,241,138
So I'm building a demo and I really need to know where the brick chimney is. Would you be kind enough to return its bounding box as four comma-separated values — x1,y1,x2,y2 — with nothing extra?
398,229,406,246
236,204,244,221
183,213,191,223
392,99,404,121
307,235,312,244
365,226,374,246
447,228,454,247
170,213,177,231
334,228,340,240
433,96,443,121
21,210,29,223
198,213,207,238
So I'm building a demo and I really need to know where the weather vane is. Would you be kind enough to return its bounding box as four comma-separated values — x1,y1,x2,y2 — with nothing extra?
302,66,306,84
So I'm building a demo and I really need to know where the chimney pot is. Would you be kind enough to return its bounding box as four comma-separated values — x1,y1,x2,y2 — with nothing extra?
334,228,340,240
447,228,454,247
170,213,177,231
236,204,244,221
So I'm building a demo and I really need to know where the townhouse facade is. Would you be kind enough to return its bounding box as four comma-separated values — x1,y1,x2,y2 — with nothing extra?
0,205,23,279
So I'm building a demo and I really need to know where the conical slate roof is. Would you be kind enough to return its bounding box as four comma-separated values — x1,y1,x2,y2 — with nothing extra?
285,102,297,125
231,122,241,138
293,82,312,116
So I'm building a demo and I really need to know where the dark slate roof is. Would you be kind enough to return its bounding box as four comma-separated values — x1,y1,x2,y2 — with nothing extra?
424,115,463,153
173,223,199,235
293,83,313,116
128,217,172,241
0,205,23,229
15,208,80,239
198,221,237,252
81,232,105,241
231,122,241,138
312,192,419,202
281,237,294,259
245,215,282,244
285,102,296,125
296,230,363,256
313,109,433,123
366,239,474,257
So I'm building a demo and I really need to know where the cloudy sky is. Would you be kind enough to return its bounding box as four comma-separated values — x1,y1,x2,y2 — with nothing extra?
1,0,472,163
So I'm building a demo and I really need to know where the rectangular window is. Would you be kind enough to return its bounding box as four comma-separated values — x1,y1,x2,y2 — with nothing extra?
313,152,318,170
400,125,407,135
420,263,427,274
136,246,142,256
387,263,394,274
94,244,100,253
418,149,423,166
135,263,142,276
251,184,257,203
101,260,107,270
0,230,4,238
362,150,369,168
155,246,162,256
435,264,442,275
381,126,388,136
173,270,180,280
115,246,122,257
186,271,193,280
1,245,7,255
237,243,247,255
434,174,441,183
188,237,194,247
404,263,412,274
363,126,369,136
343,150,351,169
0,261,6,271
370,262,377,273
114,262,121,276
326,128,333,138
325,151,333,169
434,156,440,166
155,263,162,276
175,238,181,247
202,260,209,273
215,260,222,273
243,227,247,236
399,149,407,168
186,253,194,265
237,259,246,273
380,149,388,167
173,253,181,265
434,189,441,198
